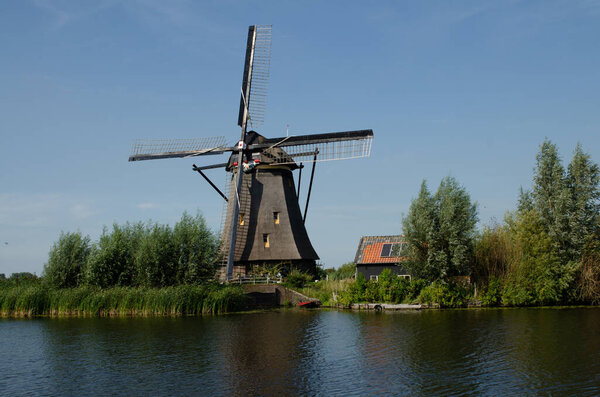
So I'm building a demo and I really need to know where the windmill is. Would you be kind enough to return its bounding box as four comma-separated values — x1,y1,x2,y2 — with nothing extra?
129,25,373,281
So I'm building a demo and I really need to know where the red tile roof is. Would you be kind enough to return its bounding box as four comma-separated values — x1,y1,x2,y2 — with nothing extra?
354,235,407,265
362,242,401,263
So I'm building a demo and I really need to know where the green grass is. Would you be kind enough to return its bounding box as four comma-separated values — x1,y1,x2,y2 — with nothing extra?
0,282,246,317
296,279,355,306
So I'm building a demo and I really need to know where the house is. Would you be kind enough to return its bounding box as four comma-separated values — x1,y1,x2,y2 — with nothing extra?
353,235,410,280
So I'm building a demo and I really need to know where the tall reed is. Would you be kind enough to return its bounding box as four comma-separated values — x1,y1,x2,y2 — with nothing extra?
0,282,246,317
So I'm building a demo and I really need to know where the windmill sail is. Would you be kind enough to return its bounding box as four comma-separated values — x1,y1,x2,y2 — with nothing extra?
128,136,230,161
253,129,373,164
227,25,272,280
237,25,272,129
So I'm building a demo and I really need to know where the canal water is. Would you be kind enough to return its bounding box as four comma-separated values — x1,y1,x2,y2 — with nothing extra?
2,308,600,396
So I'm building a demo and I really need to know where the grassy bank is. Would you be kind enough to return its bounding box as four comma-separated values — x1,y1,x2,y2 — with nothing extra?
0,281,246,317
301,275,600,309
296,272,476,308
297,278,430,306
295,279,354,307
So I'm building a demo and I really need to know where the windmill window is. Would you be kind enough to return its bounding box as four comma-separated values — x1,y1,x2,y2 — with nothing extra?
380,243,393,257
273,212,280,224
263,234,270,248
239,213,245,226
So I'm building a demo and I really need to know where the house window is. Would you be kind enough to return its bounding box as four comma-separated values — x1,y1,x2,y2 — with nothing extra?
239,213,245,226
370,275,378,281
263,234,270,248
380,243,393,257
273,212,280,224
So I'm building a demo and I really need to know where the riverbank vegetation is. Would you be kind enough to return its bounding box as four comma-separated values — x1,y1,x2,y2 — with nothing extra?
0,277,245,316
4,139,599,312
300,140,600,308
44,212,218,289
1,212,249,316
404,139,600,307
296,267,468,307
473,141,600,306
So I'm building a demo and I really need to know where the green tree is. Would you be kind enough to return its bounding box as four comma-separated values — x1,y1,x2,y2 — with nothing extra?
517,186,534,212
566,143,600,260
173,212,217,284
402,181,436,277
500,140,600,305
531,139,570,260
44,231,91,288
402,177,478,281
434,177,479,277
135,223,177,287
85,223,142,288
503,209,577,306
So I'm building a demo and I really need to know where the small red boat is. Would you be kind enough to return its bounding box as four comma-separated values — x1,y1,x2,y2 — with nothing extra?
298,301,319,308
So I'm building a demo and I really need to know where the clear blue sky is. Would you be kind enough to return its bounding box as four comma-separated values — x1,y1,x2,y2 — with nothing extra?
2,0,600,275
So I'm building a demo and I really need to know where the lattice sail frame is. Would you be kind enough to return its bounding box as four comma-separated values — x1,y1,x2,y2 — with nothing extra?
246,25,272,129
256,130,373,165
266,135,373,164
129,136,229,161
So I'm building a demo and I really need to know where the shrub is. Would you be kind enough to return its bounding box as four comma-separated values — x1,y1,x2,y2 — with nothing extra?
378,268,410,303
388,277,412,303
405,279,427,302
285,269,313,289
85,223,142,288
502,210,579,306
250,263,283,278
328,262,356,281
341,273,366,304
418,281,470,307
83,214,218,289
44,231,91,288
135,223,177,287
479,276,503,306
336,272,427,305
173,212,218,284
473,225,514,286
363,279,380,302
577,250,600,304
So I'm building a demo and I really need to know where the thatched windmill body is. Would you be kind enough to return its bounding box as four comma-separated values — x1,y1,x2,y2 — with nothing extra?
129,25,373,280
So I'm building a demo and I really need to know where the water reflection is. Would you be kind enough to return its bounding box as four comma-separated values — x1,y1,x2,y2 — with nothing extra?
220,310,319,395
2,308,600,396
